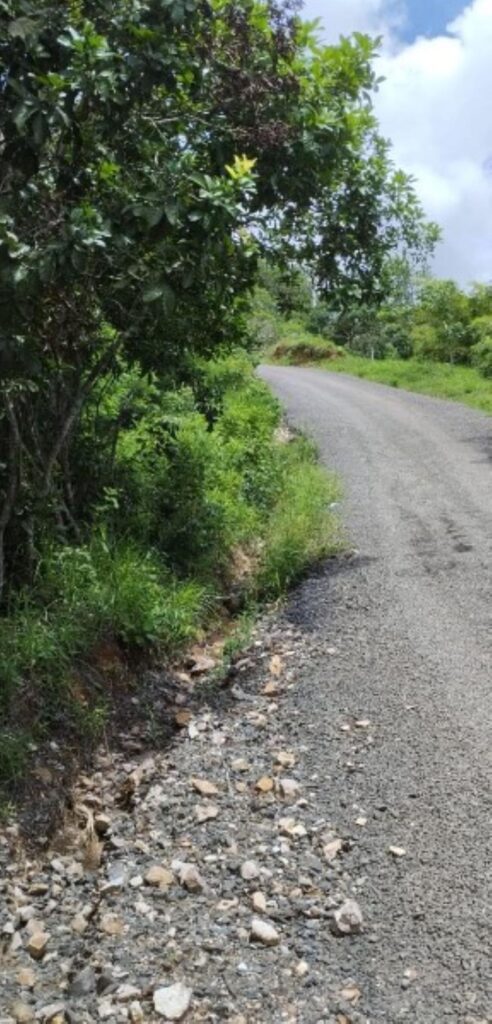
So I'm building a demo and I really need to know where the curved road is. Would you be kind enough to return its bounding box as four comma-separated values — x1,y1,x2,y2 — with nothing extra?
261,366,492,1021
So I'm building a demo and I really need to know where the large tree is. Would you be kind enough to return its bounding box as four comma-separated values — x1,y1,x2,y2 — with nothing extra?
0,0,436,596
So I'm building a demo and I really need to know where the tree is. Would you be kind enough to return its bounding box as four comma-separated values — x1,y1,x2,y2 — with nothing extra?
0,0,437,598
414,279,473,363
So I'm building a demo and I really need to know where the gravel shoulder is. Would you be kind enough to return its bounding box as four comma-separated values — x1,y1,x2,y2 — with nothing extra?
1,367,490,1024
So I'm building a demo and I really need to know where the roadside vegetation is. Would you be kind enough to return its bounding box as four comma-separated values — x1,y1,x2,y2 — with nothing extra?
0,0,437,792
264,262,492,413
313,354,492,414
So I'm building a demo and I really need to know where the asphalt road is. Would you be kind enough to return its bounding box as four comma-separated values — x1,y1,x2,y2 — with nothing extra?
260,366,492,1022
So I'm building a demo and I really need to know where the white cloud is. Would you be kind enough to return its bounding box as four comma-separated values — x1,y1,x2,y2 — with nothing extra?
302,0,492,283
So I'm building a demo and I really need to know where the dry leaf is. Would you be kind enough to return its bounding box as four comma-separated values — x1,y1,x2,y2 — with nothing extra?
278,817,307,838
175,709,192,728
269,655,283,677
255,776,274,793
263,680,281,696
83,835,103,871
190,654,216,674
274,750,296,768
192,777,219,797
340,984,361,1004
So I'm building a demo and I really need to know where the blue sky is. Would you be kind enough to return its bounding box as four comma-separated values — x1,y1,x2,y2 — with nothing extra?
401,0,468,39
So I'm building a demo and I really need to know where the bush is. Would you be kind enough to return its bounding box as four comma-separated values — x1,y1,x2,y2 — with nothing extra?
272,325,342,364
471,338,492,378
412,323,440,361
470,315,492,343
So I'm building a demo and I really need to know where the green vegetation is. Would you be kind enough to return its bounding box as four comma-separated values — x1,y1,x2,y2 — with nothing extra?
0,355,341,786
262,259,492,411
271,322,343,365
0,0,437,792
316,353,492,414
269,315,491,413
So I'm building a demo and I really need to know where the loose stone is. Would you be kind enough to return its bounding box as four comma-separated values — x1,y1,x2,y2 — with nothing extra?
153,981,193,1020
26,931,49,960
145,865,175,888
331,899,364,936
250,916,280,946
240,860,260,881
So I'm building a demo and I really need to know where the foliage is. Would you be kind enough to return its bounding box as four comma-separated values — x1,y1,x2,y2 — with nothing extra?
470,315,492,343
468,283,492,319
470,338,492,379
413,279,474,363
0,0,435,603
0,354,342,785
272,325,342,364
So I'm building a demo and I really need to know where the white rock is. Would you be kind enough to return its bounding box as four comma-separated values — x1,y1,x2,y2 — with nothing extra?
153,981,193,1020
98,998,115,1020
250,916,280,947
278,817,307,838
331,899,364,936
38,1003,66,1021
195,802,219,824
295,959,310,978
252,891,267,913
240,860,260,881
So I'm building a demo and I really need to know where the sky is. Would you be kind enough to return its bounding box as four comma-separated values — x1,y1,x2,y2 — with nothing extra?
301,0,492,284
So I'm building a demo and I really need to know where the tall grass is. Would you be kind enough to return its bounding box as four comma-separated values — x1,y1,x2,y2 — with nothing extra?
257,440,342,596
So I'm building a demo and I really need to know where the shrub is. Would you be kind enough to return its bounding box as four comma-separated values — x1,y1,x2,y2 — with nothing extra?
272,329,342,365
470,315,492,343
412,323,441,361
471,338,492,378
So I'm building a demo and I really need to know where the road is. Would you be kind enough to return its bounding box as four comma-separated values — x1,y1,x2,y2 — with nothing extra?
261,366,492,1022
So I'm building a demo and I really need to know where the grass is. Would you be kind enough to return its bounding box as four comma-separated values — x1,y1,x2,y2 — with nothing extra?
320,354,492,414
0,362,342,794
257,438,342,596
